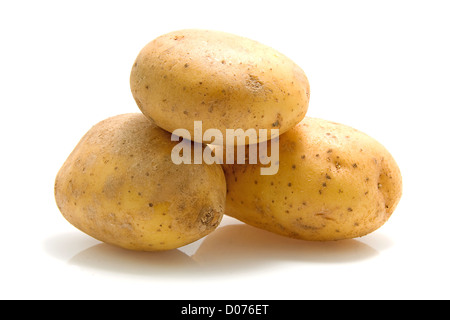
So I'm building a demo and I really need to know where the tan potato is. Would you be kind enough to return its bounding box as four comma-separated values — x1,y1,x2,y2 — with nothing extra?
54,113,226,251
222,117,402,241
130,29,310,145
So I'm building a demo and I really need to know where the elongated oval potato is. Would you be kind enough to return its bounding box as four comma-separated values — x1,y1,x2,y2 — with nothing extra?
222,117,402,241
130,29,310,145
54,113,226,251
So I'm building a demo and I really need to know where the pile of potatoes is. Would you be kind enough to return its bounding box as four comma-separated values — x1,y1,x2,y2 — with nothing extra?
55,29,402,251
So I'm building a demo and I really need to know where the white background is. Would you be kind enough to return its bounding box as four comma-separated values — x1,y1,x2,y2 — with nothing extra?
1,0,449,300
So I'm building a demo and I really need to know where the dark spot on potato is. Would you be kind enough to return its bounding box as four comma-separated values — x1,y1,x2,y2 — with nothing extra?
246,74,264,92
325,174,331,179
322,182,327,187
184,63,189,68
149,203,153,207
347,207,353,212
352,163,358,168
292,164,296,169
327,149,333,153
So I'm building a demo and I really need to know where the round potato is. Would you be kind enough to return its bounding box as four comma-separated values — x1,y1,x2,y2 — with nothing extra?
130,29,310,145
54,113,226,251
222,117,402,241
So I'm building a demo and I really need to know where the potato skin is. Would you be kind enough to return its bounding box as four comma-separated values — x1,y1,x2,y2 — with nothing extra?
222,117,402,241
130,29,310,144
54,113,226,251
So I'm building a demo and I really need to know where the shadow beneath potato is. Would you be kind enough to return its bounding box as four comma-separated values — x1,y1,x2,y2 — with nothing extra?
43,222,391,277
191,223,384,273
43,232,199,277
68,243,198,276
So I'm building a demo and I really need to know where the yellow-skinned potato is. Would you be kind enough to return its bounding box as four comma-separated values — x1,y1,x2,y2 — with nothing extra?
54,113,226,251
222,117,402,241
130,29,310,144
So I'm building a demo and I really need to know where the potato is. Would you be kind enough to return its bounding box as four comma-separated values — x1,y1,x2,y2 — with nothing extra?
130,29,310,145
54,113,226,251
222,117,402,241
